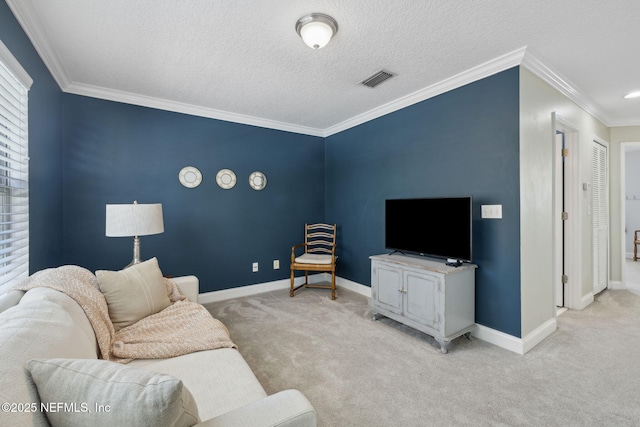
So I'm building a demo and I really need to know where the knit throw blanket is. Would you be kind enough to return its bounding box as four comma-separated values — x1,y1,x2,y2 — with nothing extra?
14,265,236,363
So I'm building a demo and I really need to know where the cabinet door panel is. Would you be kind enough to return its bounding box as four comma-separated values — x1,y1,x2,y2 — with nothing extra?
404,271,439,327
373,264,403,315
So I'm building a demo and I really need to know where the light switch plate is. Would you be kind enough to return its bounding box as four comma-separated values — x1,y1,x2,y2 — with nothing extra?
481,205,502,219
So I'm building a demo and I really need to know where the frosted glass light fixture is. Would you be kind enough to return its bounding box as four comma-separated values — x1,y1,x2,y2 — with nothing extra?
296,13,338,49
624,91,640,99
106,201,164,268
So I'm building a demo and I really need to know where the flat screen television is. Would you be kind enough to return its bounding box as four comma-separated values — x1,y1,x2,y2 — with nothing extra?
385,197,472,263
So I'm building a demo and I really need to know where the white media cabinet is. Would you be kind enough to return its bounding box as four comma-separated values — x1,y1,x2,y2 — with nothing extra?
370,254,477,353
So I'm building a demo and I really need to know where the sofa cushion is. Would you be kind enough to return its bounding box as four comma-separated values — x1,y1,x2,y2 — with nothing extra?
129,348,268,421
27,358,200,427
0,289,25,313
96,257,171,331
0,287,99,426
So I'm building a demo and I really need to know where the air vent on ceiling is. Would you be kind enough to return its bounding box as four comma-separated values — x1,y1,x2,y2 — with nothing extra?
360,70,395,88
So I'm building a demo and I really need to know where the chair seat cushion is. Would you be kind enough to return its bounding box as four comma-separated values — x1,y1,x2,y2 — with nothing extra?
294,254,333,265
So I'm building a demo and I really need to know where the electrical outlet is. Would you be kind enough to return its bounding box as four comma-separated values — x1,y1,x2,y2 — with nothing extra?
252,262,258,272
273,260,280,270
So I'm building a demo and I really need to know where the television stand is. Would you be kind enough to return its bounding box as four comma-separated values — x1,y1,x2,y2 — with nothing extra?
370,254,477,354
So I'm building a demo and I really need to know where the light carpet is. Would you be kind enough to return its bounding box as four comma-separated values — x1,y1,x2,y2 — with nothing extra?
205,287,640,426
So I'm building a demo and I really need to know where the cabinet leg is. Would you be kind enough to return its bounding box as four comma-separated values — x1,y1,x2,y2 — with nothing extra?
464,332,473,341
372,312,381,321
435,338,448,354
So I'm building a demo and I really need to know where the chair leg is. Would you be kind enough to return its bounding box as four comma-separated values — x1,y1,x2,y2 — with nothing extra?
331,271,336,300
290,269,295,297
635,242,638,262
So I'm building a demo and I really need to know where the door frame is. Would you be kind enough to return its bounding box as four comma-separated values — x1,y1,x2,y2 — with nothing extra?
553,113,581,310
554,131,564,307
619,141,640,290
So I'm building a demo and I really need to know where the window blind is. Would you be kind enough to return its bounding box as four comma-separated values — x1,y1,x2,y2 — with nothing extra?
0,57,28,287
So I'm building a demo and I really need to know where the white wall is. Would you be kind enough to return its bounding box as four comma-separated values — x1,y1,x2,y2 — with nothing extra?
624,151,640,255
519,67,609,337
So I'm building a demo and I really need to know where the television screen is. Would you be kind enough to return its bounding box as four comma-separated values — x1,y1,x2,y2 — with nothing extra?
385,197,472,262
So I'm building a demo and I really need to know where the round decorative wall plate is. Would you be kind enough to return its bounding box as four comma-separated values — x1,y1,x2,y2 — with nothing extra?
216,169,237,189
178,166,202,188
249,171,267,191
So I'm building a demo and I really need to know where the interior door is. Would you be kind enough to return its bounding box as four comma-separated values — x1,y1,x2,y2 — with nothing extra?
592,140,609,294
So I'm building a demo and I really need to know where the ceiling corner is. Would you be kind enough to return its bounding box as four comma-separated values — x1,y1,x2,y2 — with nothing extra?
6,0,72,90
521,49,612,127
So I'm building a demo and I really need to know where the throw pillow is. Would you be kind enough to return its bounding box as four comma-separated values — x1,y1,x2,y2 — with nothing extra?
96,257,171,331
27,358,200,427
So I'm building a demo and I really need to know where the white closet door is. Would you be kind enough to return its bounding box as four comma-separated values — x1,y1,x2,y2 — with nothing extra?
592,141,608,294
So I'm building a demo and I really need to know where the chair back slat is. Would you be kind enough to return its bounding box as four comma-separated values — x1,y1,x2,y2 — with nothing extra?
307,232,334,240
306,223,333,230
308,247,333,254
304,223,336,255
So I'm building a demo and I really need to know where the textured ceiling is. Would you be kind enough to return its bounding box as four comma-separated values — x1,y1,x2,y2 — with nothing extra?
6,0,640,136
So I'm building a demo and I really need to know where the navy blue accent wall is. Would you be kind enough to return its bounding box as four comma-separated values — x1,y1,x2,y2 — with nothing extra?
1,1,64,271
325,68,521,337
60,95,324,293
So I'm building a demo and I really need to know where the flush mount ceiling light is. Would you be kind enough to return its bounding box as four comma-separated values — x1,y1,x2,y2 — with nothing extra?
624,91,640,99
295,13,338,49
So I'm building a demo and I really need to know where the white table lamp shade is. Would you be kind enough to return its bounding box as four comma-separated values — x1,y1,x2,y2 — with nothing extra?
105,203,164,237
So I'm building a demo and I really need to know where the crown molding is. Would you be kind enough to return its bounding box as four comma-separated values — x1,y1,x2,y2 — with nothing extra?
519,50,612,126
59,47,640,135
65,82,326,137
323,47,528,136
600,118,640,128
6,0,71,90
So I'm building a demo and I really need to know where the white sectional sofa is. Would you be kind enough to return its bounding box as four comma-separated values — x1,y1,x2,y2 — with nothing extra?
0,273,316,427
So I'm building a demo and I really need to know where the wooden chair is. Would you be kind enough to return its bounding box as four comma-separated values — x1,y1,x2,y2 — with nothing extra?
634,230,640,261
290,223,337,300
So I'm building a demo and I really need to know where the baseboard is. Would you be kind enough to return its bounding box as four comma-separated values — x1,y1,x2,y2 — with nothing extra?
472,317,556,355
578,292,595,310
522,317,557,354
336,276,371,298
198,274,369,304
472,325,524,354
198,278,289,304
609,280,624,290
